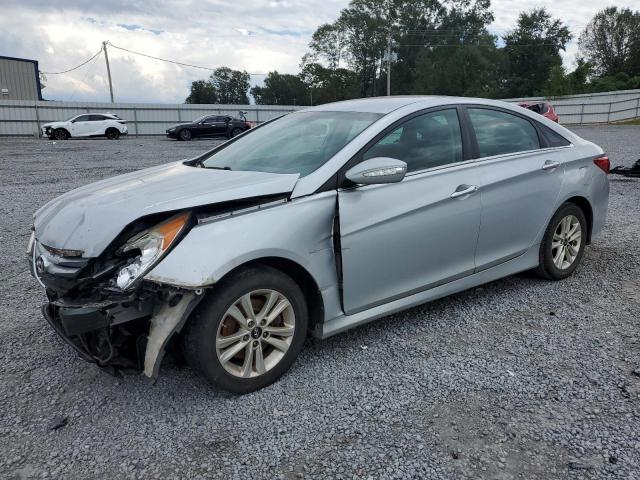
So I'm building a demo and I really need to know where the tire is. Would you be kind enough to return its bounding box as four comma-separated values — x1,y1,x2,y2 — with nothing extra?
535,202,587,280
179,129,192,141
230,127,243,138
106,128,120,140
182,266,308,394
53,129,69,140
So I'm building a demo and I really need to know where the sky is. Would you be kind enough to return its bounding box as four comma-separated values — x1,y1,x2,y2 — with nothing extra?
0,0,637,104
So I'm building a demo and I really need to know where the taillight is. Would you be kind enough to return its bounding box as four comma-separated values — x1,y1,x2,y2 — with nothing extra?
593,156,610,174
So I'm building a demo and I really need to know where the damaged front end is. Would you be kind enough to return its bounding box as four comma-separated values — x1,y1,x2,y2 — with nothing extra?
28,213,203,379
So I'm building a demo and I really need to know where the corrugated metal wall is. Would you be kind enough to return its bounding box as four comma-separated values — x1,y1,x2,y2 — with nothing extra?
504,89,640,125
0,57,40,101
0,89,638,136
0,100,302,136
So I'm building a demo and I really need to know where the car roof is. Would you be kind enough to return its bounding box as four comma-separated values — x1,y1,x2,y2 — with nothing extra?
303,96,530,115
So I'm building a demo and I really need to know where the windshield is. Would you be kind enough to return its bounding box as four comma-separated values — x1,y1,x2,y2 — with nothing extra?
192,114,208,123
201,111,382,176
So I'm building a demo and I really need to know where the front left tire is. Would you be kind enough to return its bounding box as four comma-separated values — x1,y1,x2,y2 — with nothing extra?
182,266,308,394
53,128,69,140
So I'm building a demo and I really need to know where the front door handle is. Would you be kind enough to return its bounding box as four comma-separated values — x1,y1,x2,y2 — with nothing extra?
450,184,478,199
542,160,560,170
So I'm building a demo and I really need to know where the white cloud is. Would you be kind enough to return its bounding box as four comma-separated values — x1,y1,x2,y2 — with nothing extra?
1,0,638,103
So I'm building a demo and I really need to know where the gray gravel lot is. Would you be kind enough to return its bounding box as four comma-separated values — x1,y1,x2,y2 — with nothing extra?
1,127,639,479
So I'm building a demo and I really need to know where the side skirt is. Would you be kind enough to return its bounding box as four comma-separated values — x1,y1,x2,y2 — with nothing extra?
317,244,540,339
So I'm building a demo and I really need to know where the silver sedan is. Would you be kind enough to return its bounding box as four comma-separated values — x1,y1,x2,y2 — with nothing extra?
29,96,609,393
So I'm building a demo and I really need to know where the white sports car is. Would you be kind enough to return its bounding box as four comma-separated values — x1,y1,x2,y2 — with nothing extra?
42,113,128,140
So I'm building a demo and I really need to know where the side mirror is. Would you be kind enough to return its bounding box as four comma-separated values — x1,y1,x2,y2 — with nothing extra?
345,157,407,185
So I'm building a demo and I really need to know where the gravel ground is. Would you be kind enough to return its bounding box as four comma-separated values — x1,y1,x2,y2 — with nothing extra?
0,127,639,479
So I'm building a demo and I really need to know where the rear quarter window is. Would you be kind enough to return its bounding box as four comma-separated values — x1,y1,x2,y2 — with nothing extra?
538,124,571,147
468,108,540,158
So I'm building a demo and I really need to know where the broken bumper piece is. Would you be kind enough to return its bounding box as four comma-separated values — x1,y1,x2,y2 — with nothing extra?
41,289,201,379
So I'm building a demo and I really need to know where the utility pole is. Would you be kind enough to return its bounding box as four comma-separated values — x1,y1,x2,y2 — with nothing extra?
386,33,391,96
102,41,114,103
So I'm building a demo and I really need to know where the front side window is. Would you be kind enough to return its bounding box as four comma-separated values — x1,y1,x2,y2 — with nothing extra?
468,108,540,158
202,116,217,124
201,111,382,176
363,108,463,172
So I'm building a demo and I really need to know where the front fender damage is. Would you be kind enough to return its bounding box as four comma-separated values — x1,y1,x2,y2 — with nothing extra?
143,292,198,379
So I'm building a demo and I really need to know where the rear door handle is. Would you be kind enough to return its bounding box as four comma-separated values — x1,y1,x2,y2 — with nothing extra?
450,184,478,198
542,160,560,170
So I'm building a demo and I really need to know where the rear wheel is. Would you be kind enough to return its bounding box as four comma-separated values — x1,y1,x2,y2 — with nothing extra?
230,127,243,138
53,129,69,140
179,129,192,141
182,266,308,394
105,128,120,140
535,203,587,280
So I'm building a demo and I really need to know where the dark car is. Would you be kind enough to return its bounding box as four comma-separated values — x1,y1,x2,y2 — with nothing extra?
166,114,252,141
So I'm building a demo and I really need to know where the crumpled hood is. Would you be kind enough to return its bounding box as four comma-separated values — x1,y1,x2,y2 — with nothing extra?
34,161,299,257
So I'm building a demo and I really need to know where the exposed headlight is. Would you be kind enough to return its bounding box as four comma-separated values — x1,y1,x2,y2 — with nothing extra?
115,212,190,290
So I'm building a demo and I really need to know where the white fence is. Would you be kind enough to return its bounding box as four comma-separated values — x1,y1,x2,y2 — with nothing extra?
505,89,640,124
0,100,302,137
1,89,639,136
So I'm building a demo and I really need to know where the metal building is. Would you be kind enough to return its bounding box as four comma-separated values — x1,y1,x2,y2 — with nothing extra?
0,55,43,101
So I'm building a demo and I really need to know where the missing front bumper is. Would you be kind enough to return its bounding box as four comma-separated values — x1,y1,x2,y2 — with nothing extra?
41,290,202,379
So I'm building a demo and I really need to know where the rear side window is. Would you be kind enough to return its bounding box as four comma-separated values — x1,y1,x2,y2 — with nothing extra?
468,108,540,158
539,124,571,147
89,115,106,121
364,108,463,172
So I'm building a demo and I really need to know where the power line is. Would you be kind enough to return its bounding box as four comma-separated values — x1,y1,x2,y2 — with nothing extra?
40,48,104,75
397,42,564,47
107,42,268,76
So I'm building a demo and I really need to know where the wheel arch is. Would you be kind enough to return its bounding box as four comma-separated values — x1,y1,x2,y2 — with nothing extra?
211,256,325,333
564,196,594,244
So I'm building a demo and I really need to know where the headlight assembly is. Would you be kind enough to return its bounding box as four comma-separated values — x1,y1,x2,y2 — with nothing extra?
115,212,190,290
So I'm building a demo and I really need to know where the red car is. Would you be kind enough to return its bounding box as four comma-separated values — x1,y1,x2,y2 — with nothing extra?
518,101,559,123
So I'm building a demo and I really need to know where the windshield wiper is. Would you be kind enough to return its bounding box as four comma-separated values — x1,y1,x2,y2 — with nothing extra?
204,165,232,170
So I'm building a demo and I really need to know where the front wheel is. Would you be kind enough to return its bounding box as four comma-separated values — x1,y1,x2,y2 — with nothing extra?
53,129,69,140
535,203,587,280
182,266,308,394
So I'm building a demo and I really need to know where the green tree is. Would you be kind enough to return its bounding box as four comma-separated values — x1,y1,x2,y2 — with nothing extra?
579,7,640,77
185,67,250,104
251,71,309,105
502,8,571,97
543,64,571,97
211,67,250,104
409,0,503,97
185,79,217,104
300,62,358,104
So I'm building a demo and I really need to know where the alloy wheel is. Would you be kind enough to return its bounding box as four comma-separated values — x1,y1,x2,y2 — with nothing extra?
551,214,582,270
215,289,295,378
